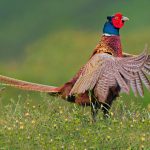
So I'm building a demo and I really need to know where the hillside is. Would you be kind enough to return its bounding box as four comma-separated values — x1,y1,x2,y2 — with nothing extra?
0,0,150,61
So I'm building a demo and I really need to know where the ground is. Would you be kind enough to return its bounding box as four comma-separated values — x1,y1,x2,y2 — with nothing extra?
0,94,149,149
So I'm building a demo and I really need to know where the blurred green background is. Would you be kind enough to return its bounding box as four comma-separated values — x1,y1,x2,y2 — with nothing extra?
0,0,150,105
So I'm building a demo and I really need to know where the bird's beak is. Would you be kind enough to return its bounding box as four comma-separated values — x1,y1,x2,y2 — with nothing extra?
122,16,129,21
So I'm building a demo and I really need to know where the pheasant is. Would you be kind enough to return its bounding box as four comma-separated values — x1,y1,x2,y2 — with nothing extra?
0,12,150,121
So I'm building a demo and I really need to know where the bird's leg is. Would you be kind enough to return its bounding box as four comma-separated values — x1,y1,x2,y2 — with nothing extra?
91,102,99,123
101,103,111,119
101,86,119,119
88,90,99,122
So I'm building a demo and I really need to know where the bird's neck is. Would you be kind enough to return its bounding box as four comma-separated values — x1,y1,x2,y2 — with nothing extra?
102,35,122,57
103,22,120,36
91,35,123,57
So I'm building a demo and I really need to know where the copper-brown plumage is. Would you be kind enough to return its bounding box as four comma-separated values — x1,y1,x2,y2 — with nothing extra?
0,13,150,121
0,75,60,92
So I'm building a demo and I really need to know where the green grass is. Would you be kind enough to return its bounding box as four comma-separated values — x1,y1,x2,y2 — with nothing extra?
0,95,149,149
1,1,150,104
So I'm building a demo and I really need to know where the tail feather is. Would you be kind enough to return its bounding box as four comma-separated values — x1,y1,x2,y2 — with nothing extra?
0,75,60,93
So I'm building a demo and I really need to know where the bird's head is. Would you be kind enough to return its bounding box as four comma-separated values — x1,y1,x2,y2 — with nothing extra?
103,12,129,36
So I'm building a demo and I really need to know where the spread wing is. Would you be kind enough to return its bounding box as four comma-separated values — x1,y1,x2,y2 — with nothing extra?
70,49,150,99
69,53,108,94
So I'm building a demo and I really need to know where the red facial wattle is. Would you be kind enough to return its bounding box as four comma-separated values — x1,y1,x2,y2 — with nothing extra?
112,18,124,28
112,13,124,29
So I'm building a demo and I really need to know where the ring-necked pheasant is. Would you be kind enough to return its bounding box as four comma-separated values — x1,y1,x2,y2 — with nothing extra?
0,12,150,121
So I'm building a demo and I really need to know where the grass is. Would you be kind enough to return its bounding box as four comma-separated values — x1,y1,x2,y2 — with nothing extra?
0,94,149,149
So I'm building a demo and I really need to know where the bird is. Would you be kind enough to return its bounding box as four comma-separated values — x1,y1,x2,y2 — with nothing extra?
0,12,150,122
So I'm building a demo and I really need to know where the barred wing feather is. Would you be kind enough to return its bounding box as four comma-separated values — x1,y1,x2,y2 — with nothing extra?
70,50,150,99
70,54,106,94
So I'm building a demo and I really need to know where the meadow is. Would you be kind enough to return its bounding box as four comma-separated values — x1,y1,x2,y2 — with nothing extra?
0,0,150,149
0,94,149,149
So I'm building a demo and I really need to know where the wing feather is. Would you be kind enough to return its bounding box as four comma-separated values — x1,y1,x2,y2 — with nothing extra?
70,49,150,100
139,70,150,90
94,78,110,101
135,72,144,97
114,71,129,93
130,79,138,97
70,54,105,94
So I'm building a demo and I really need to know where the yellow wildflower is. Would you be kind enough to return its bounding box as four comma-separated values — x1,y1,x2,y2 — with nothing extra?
107,136,111,140
32,105,36,109
130,124,133,128
141,137,145,142
19,125,24,129
59,110,63,114
140,145,144,149
108,127,112,130
7,127,12,131
31,120,35,124
25,112,30,117
19,122,23,125
110,112,114,116
65,118,68,122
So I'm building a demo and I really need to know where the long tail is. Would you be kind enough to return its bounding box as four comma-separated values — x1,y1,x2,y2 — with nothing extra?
0,75,60,93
